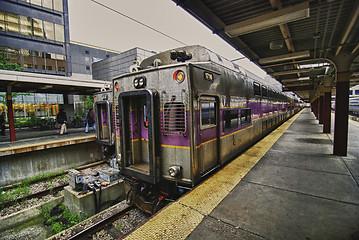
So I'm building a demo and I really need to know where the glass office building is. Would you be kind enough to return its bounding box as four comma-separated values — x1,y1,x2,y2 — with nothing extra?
0,0,71,76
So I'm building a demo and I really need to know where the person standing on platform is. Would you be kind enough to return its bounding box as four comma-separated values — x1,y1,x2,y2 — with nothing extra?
57,108,67,135
85,108,96,133
0,112,5,136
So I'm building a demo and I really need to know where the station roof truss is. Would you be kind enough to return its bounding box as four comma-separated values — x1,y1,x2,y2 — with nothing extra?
172,0,359,102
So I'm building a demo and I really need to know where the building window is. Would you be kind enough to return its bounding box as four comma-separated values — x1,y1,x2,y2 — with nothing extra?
1,11,65,43
53,0,64,12
42,0,53,10
43,21,55,41
223,109,238,131
355,90,359,95
240,108,251,126
163,102,186,134
54,24,64,42
32,18,44,38
85,50,89,54
86,66,90,70
1,46,66,74
19,15,32,36
0,11,4,31
6,12,19,33
106,54,110,58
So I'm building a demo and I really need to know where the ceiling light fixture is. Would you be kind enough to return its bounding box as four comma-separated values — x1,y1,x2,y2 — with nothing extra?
224,1,310,37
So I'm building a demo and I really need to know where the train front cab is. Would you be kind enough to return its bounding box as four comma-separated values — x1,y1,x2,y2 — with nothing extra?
118,89,164,213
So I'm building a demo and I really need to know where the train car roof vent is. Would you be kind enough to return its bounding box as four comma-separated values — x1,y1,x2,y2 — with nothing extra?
153,58,163,67
129,61,141,72
170,50,192,62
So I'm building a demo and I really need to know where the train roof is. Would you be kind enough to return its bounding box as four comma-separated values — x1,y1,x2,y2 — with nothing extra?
140,45,247,74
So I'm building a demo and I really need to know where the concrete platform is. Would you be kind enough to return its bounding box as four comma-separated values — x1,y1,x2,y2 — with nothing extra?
125,108,359,240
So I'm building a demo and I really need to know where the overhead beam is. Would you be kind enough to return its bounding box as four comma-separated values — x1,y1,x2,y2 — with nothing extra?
281,77,310,83
225,1,309,37
283,85,313,92
335,2,359,56
271,68,310,76
269,0,295,52
259,50,310,64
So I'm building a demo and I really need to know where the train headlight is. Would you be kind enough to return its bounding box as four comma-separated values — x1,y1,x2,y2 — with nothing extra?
134,77,146,89
168,165,181,177
134,78,139,88
173,70,185,84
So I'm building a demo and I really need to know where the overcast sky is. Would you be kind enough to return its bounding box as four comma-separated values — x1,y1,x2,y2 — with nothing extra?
68,0,267,78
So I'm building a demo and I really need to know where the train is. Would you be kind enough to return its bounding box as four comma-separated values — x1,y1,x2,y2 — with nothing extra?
93,45,302,213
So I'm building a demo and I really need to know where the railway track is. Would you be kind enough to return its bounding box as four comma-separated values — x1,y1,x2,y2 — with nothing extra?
67,205,136,240
0,160,107,213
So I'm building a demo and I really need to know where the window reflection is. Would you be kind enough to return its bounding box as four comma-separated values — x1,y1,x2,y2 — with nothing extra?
0,11,5,31
42,0,53,10
6,12,19,33
19,16,32,36
43,21,55,40
53,0,63,12
31,0,42,6
2,11,65,43
32,18,43,38
19,0,63,12
1,46,66,74
55,24,64,42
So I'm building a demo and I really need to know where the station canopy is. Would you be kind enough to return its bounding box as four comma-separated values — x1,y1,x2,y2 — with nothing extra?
172,0,359,102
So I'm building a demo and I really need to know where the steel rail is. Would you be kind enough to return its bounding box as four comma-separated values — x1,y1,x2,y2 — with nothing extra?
0,184,67,209
67,205,135,240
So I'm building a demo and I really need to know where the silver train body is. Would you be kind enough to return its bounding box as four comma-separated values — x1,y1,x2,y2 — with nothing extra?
94,45,301,191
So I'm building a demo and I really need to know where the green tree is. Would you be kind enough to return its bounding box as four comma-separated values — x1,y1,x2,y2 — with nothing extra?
80,95,94,116
0,52,22,71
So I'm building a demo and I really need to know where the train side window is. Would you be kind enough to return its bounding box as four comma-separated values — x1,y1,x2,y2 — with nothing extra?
253,82,261,96
163,102,186,134
262,86,268,98
240,108,251,126
223,109,238,131
201,101,216,127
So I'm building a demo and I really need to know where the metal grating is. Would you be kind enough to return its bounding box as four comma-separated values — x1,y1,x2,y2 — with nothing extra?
162,102,186,134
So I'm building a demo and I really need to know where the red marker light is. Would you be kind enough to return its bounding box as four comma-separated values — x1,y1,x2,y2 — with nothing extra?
173,70,185,84
158,196,164,201
115,82,119,90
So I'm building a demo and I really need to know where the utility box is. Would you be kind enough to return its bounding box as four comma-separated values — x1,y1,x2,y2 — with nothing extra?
64,180,125,218
68,169,83,191
98,168,120,182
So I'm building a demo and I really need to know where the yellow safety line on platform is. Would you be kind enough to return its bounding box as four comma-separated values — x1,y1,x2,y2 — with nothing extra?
125,109,304,240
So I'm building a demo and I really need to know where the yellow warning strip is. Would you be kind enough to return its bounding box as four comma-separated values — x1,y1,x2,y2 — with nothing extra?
125,109,304,240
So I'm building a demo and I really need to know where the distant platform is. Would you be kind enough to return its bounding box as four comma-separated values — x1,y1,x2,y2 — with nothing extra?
0,128,96,156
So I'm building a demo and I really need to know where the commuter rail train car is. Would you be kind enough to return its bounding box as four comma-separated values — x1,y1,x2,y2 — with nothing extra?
96,45,301,212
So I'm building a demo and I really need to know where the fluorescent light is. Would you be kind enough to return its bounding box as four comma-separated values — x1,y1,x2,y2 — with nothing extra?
225,1,309,37
272,68,310,76
259,51,310,64
282,77,310,83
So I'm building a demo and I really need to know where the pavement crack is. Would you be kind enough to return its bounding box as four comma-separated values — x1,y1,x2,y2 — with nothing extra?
242,180,359,206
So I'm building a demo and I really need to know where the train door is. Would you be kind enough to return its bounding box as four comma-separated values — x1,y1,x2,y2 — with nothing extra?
198,96,220,175
118,90,160,184
95,101,113,145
